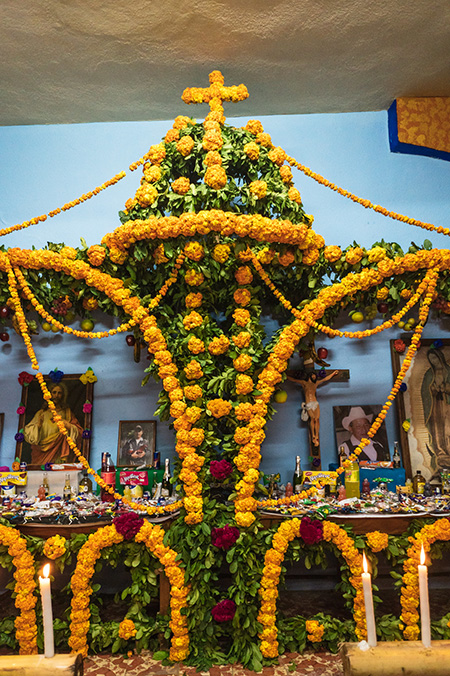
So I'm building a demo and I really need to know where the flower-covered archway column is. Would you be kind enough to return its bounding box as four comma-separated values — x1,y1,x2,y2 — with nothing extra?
68,516,189,661
400,518,450,640
258,519,366,658
0,524,38,654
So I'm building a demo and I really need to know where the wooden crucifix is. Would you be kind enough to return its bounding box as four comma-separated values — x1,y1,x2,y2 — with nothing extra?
286,368,350,469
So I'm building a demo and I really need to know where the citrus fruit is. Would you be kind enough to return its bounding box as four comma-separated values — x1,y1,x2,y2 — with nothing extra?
80,319,94,331
51,324,60,333
41,322,52,332
274,390,288,403
351,311,364,323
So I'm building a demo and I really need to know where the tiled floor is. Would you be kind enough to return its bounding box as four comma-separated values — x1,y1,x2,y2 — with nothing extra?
84,651,343,676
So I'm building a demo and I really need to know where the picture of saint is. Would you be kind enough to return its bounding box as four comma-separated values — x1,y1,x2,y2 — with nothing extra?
333,404,390,463
421,348,450,463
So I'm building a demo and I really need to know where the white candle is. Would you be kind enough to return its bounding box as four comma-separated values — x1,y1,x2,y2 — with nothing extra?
418,544,431,648
38,563,55,658
362,552,377,647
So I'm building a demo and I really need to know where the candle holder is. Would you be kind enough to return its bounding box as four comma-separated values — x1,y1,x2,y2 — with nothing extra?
341,641,450,676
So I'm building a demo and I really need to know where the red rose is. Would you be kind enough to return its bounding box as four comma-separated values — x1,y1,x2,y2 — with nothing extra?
18,371,34,386
211,525,240,550
210,459,233,481
299,516,323,544
394,339,406,355
211,599,236,622
113,512,144,540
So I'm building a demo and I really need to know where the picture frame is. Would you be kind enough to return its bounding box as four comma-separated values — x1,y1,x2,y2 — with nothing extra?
391,338,450,481
0,413,4,447
16,374,93,469
117,420,156,468
333,404,391,463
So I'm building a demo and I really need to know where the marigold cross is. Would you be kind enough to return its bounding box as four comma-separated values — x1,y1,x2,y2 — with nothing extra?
181,70,249,116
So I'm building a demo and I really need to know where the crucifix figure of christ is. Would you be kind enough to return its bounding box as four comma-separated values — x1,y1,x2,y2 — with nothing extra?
286,368,350,468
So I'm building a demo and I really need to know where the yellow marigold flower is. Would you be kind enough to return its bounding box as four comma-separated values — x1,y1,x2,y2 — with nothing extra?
236,247,253,262
366,531,389,552
212,244,230,263
268,146,287,166
345,247,365,265
376,286,389,300
118,618,137,640
207,398,233,418
235,402,253,420
245,119,264,135
187,336,205,354
279,165,293,183
256,247,275,264
204,151,222,166
176,136,195,157
147,143,166,165
170,401,187,419
302,248,319,266
60,246,77,260
184,242,204,261
278,251,295,267
109,249,128,264
400,288,412,299
204,165,227,190
249,180,267,199
163,376,179,392
233,308,250,326
185,406,202,424
235,266,253,285
185,292,203,308
43,535,66,560
165,128,180,143
153,243,169,264
184,360,203,380
235,374,254,394
244,142,260,160
184,385,203,400
143,164,162,183
172,177,191,195
402,420,411,432
185,269,204,286
202,130,223,151
288,186,301,204
208,335,230,355
235,512,256,527
233,354,252,372
256,132,272,147
135,183,158,207
124,198,135,211
232,331,252,349
82,297,98,311
173,115,192,130
183,311,203,330
233,289,252,306
159,363,178,378
368,246,387,263
87,245,106,267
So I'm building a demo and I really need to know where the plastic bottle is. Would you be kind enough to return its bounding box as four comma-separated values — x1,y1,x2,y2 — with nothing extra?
345,459,360,498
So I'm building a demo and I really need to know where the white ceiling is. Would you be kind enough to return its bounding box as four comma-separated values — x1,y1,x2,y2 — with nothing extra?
2,0,450,126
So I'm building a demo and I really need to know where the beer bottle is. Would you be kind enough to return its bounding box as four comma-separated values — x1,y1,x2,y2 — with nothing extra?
392,442,401,469
63,473,72,501
78,470,92,495
339,445,347,467
161,459,172,498
293,456,303,493
413,470,426,494
42,472,50,498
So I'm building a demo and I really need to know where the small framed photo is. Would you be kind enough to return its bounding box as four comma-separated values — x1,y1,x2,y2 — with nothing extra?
391,338,450,480
117,420,156,467
16,374,93,469
333,404,391,463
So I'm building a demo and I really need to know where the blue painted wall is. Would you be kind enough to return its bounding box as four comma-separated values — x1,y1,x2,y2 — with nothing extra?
1,111,449,484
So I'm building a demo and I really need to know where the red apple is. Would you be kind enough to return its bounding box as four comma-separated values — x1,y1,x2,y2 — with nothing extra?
0,332,9,342
0,306,9,319
126,335,136,346
377,302,388,313
317,347,328,360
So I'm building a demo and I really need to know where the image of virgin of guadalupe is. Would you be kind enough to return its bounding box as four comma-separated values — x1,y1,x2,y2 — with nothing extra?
421,348,450,466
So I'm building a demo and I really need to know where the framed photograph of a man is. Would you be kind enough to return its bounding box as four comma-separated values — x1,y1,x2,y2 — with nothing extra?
16,374,93,469
333,404,391,463
391,338,450,481
117,420,156,467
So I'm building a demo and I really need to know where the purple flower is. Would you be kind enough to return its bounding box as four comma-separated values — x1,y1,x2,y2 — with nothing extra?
113,512,144,540
433,339,444,349
211,525,240,550
211,599,236,622
312,457,321,467
317,369,326,379
49,369,64,383
82,429,92,439
14,432,24,442
210,459,233,481
299,515,323,544
400,383,407,392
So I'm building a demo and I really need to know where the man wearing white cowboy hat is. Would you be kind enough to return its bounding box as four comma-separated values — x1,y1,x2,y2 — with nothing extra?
340,406,389,462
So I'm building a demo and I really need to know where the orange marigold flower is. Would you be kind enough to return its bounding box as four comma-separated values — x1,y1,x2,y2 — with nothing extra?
208,335,230,355
400,288,412,299
232,331,252,349
368,246,387,263
244,142,260,160
212,244,230,263
245,119,264,135
60,246,77,260
257,247,275,264
256,132,272,147
187,336,205,354
249,180,267,199
118,619,137,640
173,115,192,130
184,242,204,261
235,374,254,394
376,286,389,300
279,166,293,184
165,128,180,143
204,166,227,190
207,398,233,418
184,360,203,380
109,249,127,264
202,130,223,151
233,308,250,326
185,292,203,308
176,136,195,157
183,311,203,330
345,247,365,265
153,243,168,264
184,385,203,400
204,151,222,166
302,248,319,266
288,187,301,204
172,177,191,195
235,266,253,285
233,288,252,306
366,531,389,552
185,269,204,286
235,402,253,420
87,245,106,267
82,297,98,311
143,164,162,183
268,146,286,166
233,354,252,372
147,143,166,165
278,251,295,267
135,184,158,207
324,245,342,263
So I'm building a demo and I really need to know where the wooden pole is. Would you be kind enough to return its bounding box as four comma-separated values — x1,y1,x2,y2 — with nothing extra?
0,653,83,675
341,641,450,676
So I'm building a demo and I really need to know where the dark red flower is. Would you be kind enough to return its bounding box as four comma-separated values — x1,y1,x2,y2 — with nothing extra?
299,516,323,544
18,371,34,386
211,525,240,550
113,512,144,540
211,599,236,622
394,339,406,355
210,459,233,481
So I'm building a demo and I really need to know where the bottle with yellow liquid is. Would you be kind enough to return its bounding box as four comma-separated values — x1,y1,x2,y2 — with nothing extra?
345,458,360,498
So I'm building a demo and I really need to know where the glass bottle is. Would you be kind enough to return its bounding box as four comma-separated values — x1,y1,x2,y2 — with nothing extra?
63,473,72,501
101,453,115,503
78,470,92,495
345,458,360,498
413,470,426,494
339,445,347,467
160,459,172,498
362,477,371,496
293,455,302,493
42,472,50,498
392,442,401,469
37,484,46,501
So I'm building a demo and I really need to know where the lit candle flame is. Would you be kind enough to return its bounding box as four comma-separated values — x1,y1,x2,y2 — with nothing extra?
420,544,426,566
42,563,50,579
363,551,368,574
